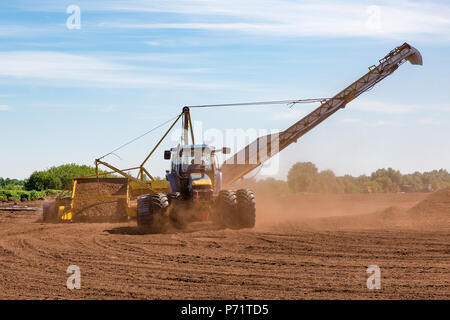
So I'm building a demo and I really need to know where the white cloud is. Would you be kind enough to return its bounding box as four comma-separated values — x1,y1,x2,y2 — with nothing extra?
369,120,402,127
430,105,450,112
0,51,224,88
0,25,52,38
349,100,450,114
144,41,162,46
93,0,450,40
0,105,11,111
273,108,304,120
339,117,401,127
340,118,362,124
349,99,416,114
14,1,450,42
419,118,440,126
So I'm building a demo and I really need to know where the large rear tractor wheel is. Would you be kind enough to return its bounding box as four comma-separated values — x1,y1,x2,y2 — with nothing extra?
43,201,58,223
137,193,169,227
214,190,238,228
236,189,256,228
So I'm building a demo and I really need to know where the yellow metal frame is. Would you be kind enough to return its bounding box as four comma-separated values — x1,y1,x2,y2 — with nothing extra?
137,112,184,181
93,108,194,185
57,108,197,222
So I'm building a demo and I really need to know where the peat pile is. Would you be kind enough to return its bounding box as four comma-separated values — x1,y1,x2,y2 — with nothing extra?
72,178,128,222
408,187,450,229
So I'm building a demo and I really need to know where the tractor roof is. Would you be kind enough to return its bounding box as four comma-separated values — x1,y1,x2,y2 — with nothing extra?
170,144,215,151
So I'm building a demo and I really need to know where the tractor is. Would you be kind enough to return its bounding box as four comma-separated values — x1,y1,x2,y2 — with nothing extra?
136,143,256,229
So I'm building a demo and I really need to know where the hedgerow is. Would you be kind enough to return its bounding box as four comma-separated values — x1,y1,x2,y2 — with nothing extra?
0,189,60,202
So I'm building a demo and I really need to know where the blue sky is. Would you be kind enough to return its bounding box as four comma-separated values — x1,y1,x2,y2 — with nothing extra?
1,0,450,180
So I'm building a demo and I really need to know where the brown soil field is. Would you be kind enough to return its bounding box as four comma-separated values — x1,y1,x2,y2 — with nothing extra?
0,191,448,299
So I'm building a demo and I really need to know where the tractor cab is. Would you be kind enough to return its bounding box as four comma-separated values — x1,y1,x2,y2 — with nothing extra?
165,144,218,199
178,144,215,176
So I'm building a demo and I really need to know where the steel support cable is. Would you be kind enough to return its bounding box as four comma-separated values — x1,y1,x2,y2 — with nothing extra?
98,113,181,160
185,98,329,109
98,97,329,160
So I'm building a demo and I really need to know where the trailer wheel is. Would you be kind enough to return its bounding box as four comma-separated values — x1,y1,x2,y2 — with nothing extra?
137,193,169,227
215,190,238,228
236,189,256,228
43,201,58,223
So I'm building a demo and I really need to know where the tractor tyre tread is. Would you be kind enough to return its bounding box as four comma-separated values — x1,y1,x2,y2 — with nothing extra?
236,189,256,228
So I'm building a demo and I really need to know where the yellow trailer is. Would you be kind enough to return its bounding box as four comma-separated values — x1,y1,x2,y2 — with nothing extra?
43,176,170,223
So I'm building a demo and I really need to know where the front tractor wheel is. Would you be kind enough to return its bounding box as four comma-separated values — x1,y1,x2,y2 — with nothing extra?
137,193,169,227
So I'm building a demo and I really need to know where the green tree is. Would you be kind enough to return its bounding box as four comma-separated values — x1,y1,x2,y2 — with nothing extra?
337,175,361,193
0,178,25,189
24,164,102,191
287,162,319,193
25,171,60,191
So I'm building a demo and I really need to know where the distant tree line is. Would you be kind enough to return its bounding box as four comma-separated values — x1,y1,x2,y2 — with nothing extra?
0,189,60,202
0,178,25,190
236,162,450,194
1,164,102,192
2,162,450,196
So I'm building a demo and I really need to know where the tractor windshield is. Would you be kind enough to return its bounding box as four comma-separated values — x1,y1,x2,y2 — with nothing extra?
180,148,213,173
